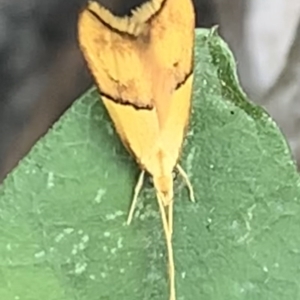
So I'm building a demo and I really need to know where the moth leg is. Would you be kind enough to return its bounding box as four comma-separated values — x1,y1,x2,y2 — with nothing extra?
176,164,195,202
157,192,176,300
127,170,145,225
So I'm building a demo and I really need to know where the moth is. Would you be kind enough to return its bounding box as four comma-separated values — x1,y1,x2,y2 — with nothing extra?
78,0,195,299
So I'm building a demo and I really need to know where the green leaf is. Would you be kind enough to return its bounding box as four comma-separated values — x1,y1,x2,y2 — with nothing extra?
1,28,300,300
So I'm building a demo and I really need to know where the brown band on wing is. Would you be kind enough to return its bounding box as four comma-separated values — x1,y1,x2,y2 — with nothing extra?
99,66,193,111
87,0,167,38
87,9,132,38
175,66,194,91
101,91,154,110
145,0,167,23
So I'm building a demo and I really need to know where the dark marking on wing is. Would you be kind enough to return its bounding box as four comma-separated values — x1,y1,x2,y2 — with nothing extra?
146,0,167,24
101,90,154,110
98,66,193,111
87,8,136,38
87,0,167,38
175,66,194,91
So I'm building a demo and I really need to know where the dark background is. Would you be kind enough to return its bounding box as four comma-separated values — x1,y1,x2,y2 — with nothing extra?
1,0,299,181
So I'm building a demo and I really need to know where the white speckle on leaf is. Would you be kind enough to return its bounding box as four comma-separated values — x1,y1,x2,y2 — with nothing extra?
247,204,257,220
64,228,74,234
14,296,20,300
89,274,96,280
47,172,54,188
104,231,110,237
186,127,194,138
209,164,214,169
231,220,238,229
74,262,87,274
72,245,78,255
34,250,45,258
120,268,125,274
82,234,89,243
77,235,89,251
105,122,115,135
263,266,268,272
107,210,125,220
240,281,255,292
245,219,251,231
133,209,140,219
55,233,64,243
186,147,196,174
237,232,250,244
117,237,123,249
78,243,85,251
111,248,117,254
209,207,215,214
181,272,186,279
101,272,107,278
106,213,116,220
94,188,106,203
6,243,11,251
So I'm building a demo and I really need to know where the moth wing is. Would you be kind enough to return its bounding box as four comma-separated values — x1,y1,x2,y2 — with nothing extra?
78,0,195,171
78,5,160,163
78,6,154,109
101,98,159,164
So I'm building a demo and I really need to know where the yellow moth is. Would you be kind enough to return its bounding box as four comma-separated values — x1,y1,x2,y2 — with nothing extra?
78,0,195,299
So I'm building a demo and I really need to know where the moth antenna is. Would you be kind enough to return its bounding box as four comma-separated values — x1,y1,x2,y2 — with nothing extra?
168,197,174,235
157,192,176,300
127,171,145,225
176,164,195,202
